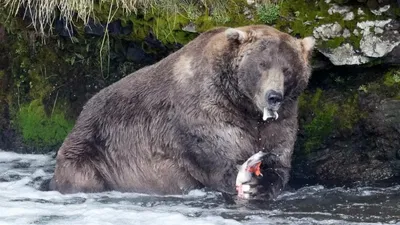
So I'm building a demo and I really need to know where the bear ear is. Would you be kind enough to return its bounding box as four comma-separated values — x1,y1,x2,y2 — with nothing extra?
225,28,248,43
300,36,316,53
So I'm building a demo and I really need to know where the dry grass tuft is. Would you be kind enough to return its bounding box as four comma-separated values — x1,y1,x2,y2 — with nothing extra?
0,0,231,36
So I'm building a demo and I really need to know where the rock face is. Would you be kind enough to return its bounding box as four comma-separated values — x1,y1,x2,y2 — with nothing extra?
292,98,400,186
287,0,400,186
291,66,400,186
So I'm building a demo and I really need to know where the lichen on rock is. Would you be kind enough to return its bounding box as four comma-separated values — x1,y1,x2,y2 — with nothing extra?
313,22,343,40
358,19,400,58
320,43,370,65
308,0,400,66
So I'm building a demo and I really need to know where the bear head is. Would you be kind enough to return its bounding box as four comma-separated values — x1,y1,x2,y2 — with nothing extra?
223,25,315,120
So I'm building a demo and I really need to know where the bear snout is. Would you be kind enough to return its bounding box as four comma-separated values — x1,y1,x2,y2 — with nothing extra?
265,90,283,110
261,90,283,121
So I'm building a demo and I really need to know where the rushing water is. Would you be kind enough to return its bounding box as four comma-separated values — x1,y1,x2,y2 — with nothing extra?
0,150,399,225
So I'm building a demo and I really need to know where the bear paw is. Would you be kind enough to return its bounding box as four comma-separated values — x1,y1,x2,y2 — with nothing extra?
236,178,268,200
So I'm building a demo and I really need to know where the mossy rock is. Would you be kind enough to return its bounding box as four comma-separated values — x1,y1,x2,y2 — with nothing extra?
358,68,400,98
298,87,365,153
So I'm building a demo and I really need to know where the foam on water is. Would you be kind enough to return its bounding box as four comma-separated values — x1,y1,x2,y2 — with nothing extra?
1,150,400,225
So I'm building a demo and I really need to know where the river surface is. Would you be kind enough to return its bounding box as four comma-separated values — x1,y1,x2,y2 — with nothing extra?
0,150,399,225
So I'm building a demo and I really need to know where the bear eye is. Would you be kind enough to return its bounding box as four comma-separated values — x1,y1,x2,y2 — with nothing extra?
283,68,293,84
259,61,270,69
282,67,290,75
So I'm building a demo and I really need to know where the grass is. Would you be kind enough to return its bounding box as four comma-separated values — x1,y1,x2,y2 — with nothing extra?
0,0,232,37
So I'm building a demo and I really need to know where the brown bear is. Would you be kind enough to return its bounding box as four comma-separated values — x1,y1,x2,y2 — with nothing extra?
48,24,315,200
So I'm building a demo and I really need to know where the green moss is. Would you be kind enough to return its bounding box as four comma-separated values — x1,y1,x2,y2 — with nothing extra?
321,37,346,49
14,99,74,148
359,68,400,98
257,2,281,25
390,3,400,17
347,34,362,49
338,94,363,131
300,89,338,153
275,0,319,37
383,69,400,87
26,68,53,100
299,88,364,153
304,103,338,152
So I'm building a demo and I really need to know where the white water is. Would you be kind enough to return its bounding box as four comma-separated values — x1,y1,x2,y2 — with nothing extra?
1,150,400,225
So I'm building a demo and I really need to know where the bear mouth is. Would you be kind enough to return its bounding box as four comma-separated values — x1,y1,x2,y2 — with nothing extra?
263,107,279,121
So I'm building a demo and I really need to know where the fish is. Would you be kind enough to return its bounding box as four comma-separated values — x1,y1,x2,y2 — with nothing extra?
235,151,267,199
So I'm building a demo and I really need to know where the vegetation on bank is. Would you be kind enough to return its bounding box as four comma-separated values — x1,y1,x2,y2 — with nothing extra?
15,100,74,148
297,65,400,154
298,88,363,153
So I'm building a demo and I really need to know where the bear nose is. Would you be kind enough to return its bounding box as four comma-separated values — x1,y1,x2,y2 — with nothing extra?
266,90,283,106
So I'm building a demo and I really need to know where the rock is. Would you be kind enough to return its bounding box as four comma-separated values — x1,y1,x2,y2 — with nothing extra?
55,19,75,37
247,0,256,5
362,99,400,172
243,7,254,20
370,4,391,15
384,44,400,65
144,32,167,52
304,21,313,26
328,4,352,15
360,35,399,58
357,19,391,31
182,22,197,33
0,25,5,43
344,11,355,21
320,43,370,65
313,22,343,40
342,29,351,38
367,0,379,10
315,19,400,66
107,20,133,36
374,27,384,34
358,20,400,58
328,4,355,21
84,18,105,36
311,52,335,71
292,95,400,186
126,43,151,64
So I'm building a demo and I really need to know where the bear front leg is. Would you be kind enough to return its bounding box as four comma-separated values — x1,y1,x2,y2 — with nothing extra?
181,151,239,195
243,117,298,200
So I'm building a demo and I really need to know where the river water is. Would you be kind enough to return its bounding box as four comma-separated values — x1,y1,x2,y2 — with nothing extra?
0,150,399,225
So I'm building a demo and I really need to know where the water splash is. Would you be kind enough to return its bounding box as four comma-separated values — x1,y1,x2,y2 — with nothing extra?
1,150,399,225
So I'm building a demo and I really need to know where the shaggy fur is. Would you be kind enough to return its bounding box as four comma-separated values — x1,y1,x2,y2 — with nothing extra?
49,25,315,199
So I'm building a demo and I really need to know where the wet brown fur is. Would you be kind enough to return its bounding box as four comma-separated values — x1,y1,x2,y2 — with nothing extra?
49,25,314,198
